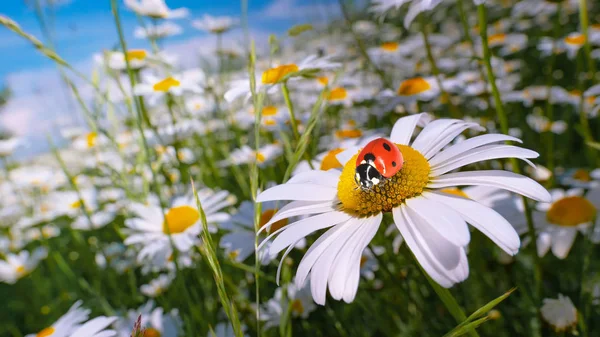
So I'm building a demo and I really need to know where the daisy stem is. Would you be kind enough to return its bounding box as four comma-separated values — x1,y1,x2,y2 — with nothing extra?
477,3,544,314
578,0,597,84
419,14,460,119
281,82,300,142
576,49,598,165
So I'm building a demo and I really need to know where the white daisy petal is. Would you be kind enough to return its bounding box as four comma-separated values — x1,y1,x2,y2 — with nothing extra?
429,134,522,167
405,196,470,247
259,200,338,235
390,113,424,145
257,183,337,202
287,170,341,187
431,145,538,176
336,147,360,166
422,123,484,159
551,228,578,259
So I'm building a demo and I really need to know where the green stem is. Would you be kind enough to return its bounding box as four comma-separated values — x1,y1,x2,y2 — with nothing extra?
579,0,597,83
477,3,544,321
281,82,300,141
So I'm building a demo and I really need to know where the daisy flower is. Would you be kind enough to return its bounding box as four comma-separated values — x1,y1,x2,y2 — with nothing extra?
124,189,233,262
219,144,283,168
124,0,188,19
69,316,117,337
260,283,317,329
0,137,21,157
0,247,47,284
192,15,238,34
133,70,204,105
389,77,462,104
540,294,578,333
560,169,600,189
134,22,182,39
114,301,181,337
256,114,549,304
25,300,90,337
532,188,600,259
141,274,174,297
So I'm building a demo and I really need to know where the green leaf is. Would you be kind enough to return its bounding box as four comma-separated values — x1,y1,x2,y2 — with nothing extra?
288,23,313,36
586,141,600,150
444,317,491,337
465,287,516,322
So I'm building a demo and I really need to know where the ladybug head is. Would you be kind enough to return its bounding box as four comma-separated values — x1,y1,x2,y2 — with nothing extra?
355,163,382,189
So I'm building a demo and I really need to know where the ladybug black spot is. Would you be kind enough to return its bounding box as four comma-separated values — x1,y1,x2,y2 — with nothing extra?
364,153,376,162
392,161,397,167
382,143,391,151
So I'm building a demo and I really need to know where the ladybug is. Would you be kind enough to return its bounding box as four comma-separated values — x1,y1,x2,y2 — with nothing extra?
355,138,404,189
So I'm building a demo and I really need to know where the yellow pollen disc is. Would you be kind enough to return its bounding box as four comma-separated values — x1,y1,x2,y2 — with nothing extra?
570,89,582,96
335,129,362,139
586,96,596,105
228,250,240,260
328,87,348,101
572,169,591,182
153,77,181,92
397,77,431,96
440,188,470,199
262,106,278,116
260,209,289,234
546,196,596,227
36,327,55,337
256,152,266,163
290,299,304,315
70,200,82,209
488,33,507,45
565,34,585,45
263,119,277,126
381,42,399,52
163,206,200,234
317,76,329,85
261,64,299,84
126,49,147,61
320,148,344,170
16,265,25,274
337,145,430,217
143,327,161,337
86,132,97,148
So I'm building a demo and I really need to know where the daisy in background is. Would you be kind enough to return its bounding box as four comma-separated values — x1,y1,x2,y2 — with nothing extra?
25,301,90,337
133,69,204,105
134,22,182,39
383,76,462,106
124,0,188,19
530,188,600,259
540,294,578,333
114,301,181,337
560,169,600,189
124,189,234,262
192,15,238,34
141,274,174,297
0,137,21,157
526,114,567,134
224,55,341,103
260,283,317,329
219,143,283,168
0,247,47,284
256,113,549,304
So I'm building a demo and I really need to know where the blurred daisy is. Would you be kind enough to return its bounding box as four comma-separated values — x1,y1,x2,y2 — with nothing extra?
114,301,181,337
0,247,47,284
192,15,238,34
541,294,578,333
134,70,204,105
70,316,117,337
10,165,66,192
141,274,174,297
533,188,600,259
72,131,109,151
370,0,443,28
0,137,21,157
260,283,317,329
25,300,90,337
124,189,233,261
220,144,283,168
392,77,461,104
257,114,549,304
124,0,188,19
560,169,600,189
134,22,182,39
526,115,567,134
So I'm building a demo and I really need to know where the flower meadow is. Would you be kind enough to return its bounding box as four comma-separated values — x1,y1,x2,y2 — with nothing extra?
2,0,600,336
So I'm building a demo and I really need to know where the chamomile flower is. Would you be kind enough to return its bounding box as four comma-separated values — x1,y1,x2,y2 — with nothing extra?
134,22,182,39
533,188,600,259
220,144,283,168
124,0,188,19
260,283,317,328
0,137,21,157
0,247,47,284
72,131,109,151
560,169,600,189
124,189,233,262
133,70,204,105
141,274,174,297
392,76,461,104
257,114,549,304
370,0,444,28
526,115,567,134
541,294,578,333
70,316,117,337
25,301,90,337
192,15,238,34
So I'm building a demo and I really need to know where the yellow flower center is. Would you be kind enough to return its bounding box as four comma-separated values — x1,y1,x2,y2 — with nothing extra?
228,250,240,260
163,206,200,234
126,49,147,61
260,209,289,234
70,200,82,209
256,152,266,163
570,89,582,97
153,77,181,92
338,145,430,216
16,265,25,275
317,76,329,86
335,129,362,139
86,132,97,148
143,327,161,337
328,87,348,101
36,327,55,337
488,33,507,45
262,106,278,116
320,148,344,170
290,299,304,315
440,188,470,199
261,64,299,84
565,34,585,45
572,169,592,182
381,42,399,52
397,77,431,96
546,196,596,227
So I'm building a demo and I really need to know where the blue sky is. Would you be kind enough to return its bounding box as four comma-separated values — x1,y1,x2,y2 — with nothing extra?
0,0,340,159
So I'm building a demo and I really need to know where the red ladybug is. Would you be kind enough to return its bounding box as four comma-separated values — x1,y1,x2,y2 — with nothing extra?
355,138,403,189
